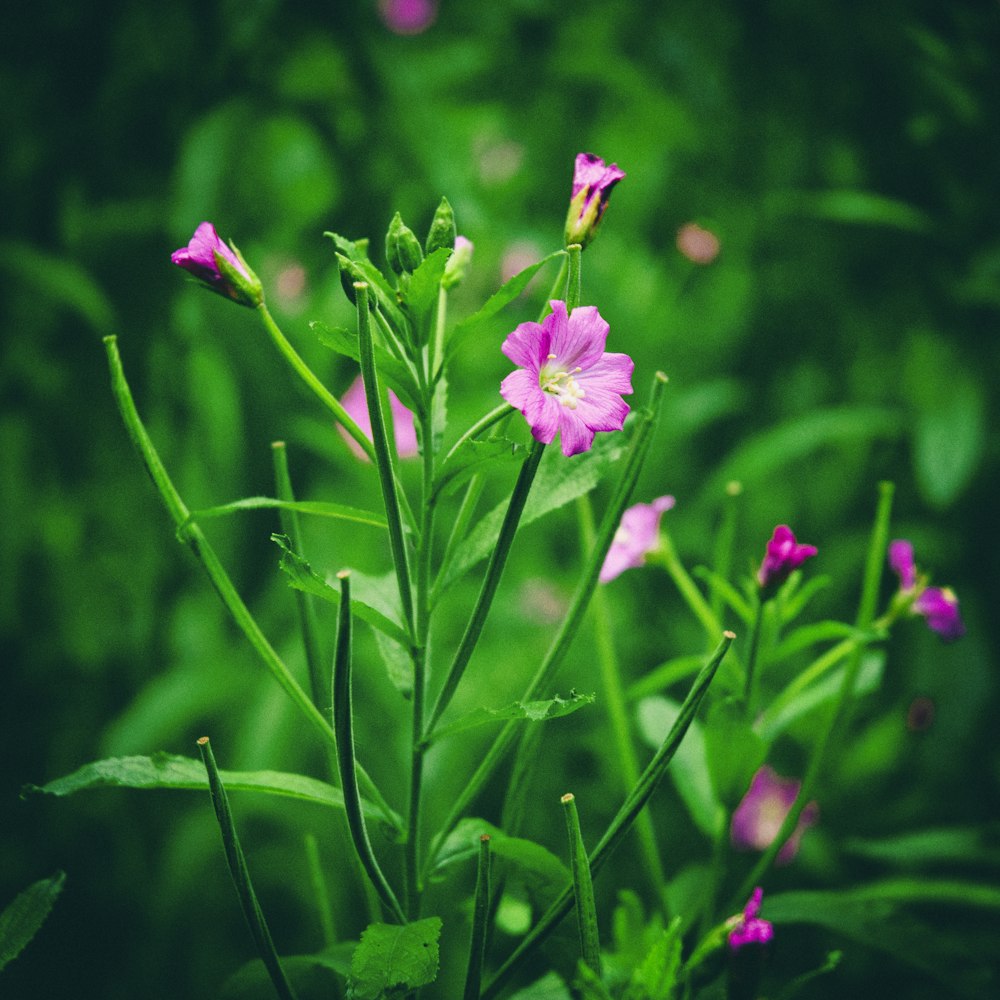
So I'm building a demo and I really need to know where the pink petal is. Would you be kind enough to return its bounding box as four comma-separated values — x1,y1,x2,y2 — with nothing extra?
502,319,548,371
548,304,609,371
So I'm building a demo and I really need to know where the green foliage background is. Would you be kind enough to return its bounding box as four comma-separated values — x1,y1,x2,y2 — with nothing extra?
2,1,998,998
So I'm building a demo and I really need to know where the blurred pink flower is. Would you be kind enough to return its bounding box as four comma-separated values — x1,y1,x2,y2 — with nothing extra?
500,239,543,284
757,525,817,594
676,222,720,264
888,539,965,641
599,496,676,583
337,375,418,462
727,887,774,951
500,300,633,457
731,766,818,864
377,0,436,34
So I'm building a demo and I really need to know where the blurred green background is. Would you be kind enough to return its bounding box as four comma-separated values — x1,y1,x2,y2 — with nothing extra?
2,1,998,997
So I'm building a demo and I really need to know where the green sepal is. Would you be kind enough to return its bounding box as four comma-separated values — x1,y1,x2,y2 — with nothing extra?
385,211,424,276
425,196,456,254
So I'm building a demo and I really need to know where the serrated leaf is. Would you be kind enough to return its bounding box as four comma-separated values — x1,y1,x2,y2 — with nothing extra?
636,697,722,838
447,250,564,360
0,871,66,972
441,430,627,590
347,918,442,1000
24,754,399,821
429,691,595,743
271,535,411,648
624,915,683,1000
182,496,387,531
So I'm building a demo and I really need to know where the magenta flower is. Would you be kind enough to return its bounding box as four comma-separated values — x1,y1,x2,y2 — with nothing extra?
757,525,818,594
171,222,262,307
564,153,626,248
599,496,676,583
889,539,965,641
731,766,818,864
377,0,436,34
336,375,418,462
500,300,633,458
727,888,774,952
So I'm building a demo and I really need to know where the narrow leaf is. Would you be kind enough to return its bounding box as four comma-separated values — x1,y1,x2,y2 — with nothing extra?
184,496,387,530
429,691,595,744
0,871,66,972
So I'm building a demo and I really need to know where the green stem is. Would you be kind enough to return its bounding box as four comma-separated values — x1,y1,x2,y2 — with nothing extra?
257,303,376,463
482,633,734,999
565,243,582,311
654,529,724,642
742,597,766,715
710,482,743,627
303,833,337,949
577,496,665,888
332,571,406,924
537,257,568,322
433,473,487,605
561,793,602,977
197,737,299,1000
355,283,415,636
731,482,895,907
462,835,493,1000
271,442,326,711
424,438,547,737
426,373,669,868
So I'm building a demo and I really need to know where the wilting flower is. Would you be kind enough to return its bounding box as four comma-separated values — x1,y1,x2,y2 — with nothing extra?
600,496,676,583
564,153,626,248
377,0,436,35
337,375,418,462
171,222,262,307
676,222,721,265
500,300,633,457
726,888,774,952
757,525,818,595
889,539,965,641
731,766,818,864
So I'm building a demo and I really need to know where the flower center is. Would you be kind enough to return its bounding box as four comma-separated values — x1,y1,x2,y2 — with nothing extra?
539,354,586,409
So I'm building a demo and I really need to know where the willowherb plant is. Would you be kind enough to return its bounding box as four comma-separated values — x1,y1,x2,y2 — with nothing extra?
17,152,973,1000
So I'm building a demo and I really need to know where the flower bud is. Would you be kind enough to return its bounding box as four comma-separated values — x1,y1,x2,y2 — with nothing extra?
171,222,263,307
564,153,625,249
425,196,456,255
385,212,424,276
442,235,474,289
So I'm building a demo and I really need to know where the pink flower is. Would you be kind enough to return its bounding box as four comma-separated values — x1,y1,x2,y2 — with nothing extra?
377,0,436,35
676,222,721,265
500,300,633,457
889,539,965,642
727,888,774,951
171,222,262,307
337,375,418,462
599,496,676,582
757,525,818,594
731,766,818,864
564,153,626,248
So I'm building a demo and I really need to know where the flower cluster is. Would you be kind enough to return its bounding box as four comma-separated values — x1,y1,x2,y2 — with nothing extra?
889,540,964,641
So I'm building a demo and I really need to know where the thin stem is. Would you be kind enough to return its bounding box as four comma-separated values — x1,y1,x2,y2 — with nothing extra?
271,442,326,711
424,438,547,736
426,373,669,867
482,633,734,999
565,243,582,311
105,337,400,829
711,482,743,632
303,833,337,949
197,737,299,1000
731,482,895,907
536,257,568,322
355,283,415,636
438,403,514,472
742,597,765,715
257,303,375,463
576,496,665,888
433,473,487,605
332,571,406,924
654,529,723,642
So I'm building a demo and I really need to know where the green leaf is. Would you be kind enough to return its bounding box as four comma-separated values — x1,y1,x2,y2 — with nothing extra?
272,535,411,648
0,871,66,972
765,884,1000,999
703,698,767,806
636,697,722,838
441,430,627,590
347,918,442,1000
182,496,387,531
23,753,400,823
772,189,932,232
429,691,595,744
775,574,831,623
402,246,450,343
626,654,707,701
843,826,1000,871
757,651,884,742
767,621,882,666
222,947,354,1000
447,250,564,360
432,437,524,501
691,568,753,624
575,961,615,1000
